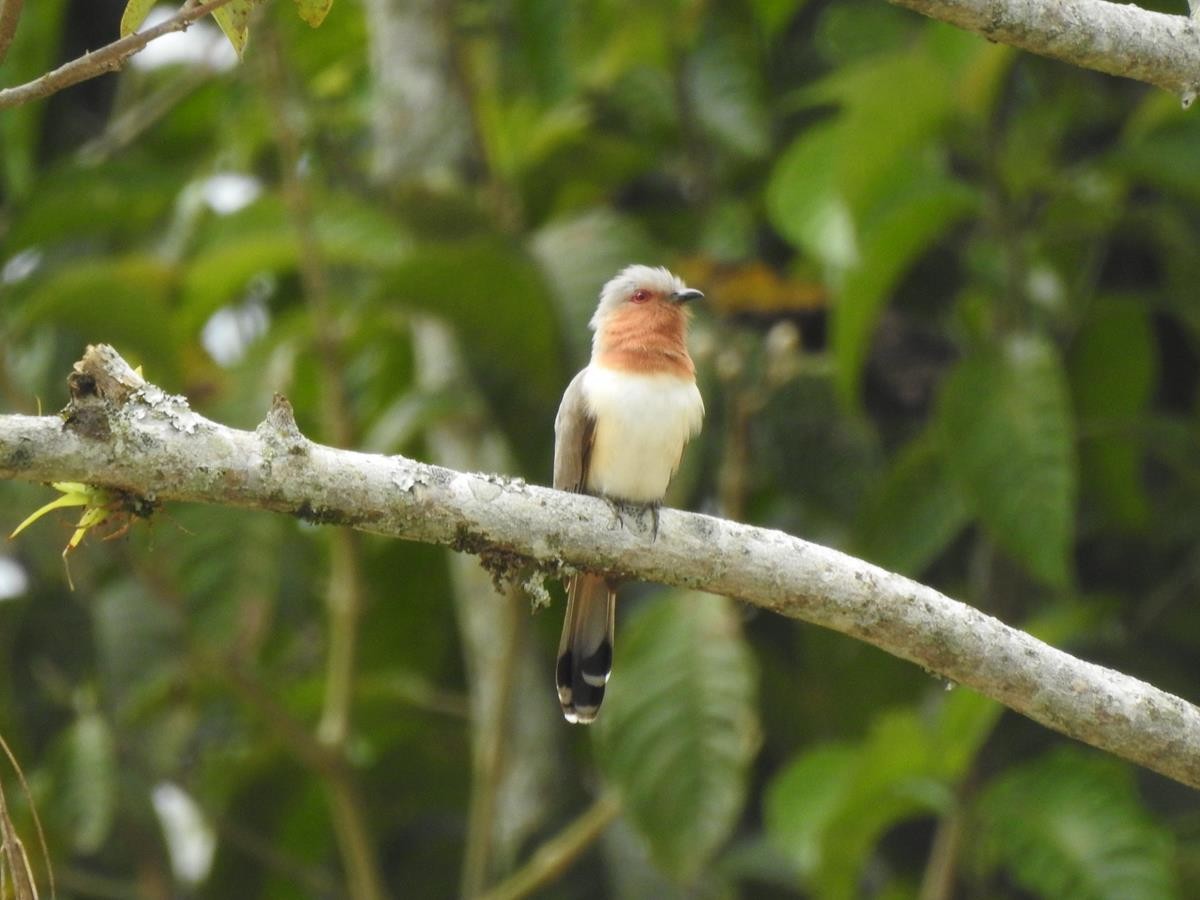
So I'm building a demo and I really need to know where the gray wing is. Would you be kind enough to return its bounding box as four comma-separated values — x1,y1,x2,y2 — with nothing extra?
554,368,609,724
553,369,594,493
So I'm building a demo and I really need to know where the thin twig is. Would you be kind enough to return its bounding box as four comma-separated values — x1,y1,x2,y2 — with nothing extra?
127,551,370,899
78,65,218,163
477,794,622,900
199,647,389,897
216,816,345,899
50,868,135,900
0,0,240,110
918,805,963,900
411,318,560,891
460,583,525,896
0,778,37,900
359,673,471,720
202,652,343,776
259,28,386,900
0,731,52,900
442,2,522,232
126,549,340,781
0,0,23,66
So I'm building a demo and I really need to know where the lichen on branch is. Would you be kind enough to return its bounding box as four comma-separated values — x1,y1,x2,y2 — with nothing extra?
4,345,1200,790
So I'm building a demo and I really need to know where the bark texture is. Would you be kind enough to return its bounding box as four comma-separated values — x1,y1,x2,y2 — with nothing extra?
4,345,1200,790
889,0,1200,102
0,0,241,109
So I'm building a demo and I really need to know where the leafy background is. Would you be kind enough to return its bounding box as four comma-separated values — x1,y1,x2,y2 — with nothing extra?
2,0,1200,897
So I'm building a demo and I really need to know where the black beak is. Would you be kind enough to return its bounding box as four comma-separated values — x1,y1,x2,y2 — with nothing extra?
671,288,704,304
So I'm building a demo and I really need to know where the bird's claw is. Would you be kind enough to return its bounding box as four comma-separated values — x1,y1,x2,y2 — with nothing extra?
604,498,661,542
604,497,628,531
646,502,661,542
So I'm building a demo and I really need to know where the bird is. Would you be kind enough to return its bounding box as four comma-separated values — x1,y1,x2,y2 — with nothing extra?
553,264,705,724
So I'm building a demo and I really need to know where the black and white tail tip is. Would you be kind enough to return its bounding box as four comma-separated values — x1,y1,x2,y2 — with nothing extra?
556,572,615,724
556,640,612,724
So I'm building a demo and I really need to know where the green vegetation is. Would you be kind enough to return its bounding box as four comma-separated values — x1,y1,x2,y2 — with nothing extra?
2,0,1199,896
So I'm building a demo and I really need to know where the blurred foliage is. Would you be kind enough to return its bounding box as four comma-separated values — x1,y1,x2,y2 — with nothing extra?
597,592,759,883
972,747,1177,900
3,0,1200,897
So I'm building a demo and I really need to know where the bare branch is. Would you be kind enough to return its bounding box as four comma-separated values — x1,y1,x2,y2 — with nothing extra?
0,0,240,110
888,0,1200,103
4,345,1200,789
478,793,623,900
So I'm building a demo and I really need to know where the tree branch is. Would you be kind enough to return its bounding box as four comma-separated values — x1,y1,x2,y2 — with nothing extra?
0,0,240,110
411,319,565,893
888,0,1200,104
5,345,1200,790
4,0,1199,118
0,0,23,66
477,793,622,900
257,31,388,900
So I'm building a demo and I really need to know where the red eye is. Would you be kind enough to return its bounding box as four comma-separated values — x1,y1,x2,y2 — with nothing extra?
631,289,651,303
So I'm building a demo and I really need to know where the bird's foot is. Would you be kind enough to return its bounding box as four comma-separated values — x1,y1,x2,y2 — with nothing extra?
645,501,661,542
604,498,661,541
604,497,628,531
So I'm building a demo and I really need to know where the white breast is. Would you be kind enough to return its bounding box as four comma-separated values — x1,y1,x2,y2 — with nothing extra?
582,365,704,502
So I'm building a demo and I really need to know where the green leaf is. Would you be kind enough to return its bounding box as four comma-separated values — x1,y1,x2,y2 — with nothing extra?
765,710,949,898
1110,126,1200,207
529,208,658,365
687,22,770,159
1071,299,1154,422
6,160,182,250
596,592,759,881
750,0,809,40
513,0,575,102
766,47,956,269
766,122,859,270
976,748,1176,900
1,0,69,197
181,192,412,333
855,429,970,575
60,711,118,854
11,256,183,378
94,581,182,715
833,164,976,405
938,335,1076,587
765,744,857,878
813,1,920,65
293,0,332,28
382,239,563,471
213,0,256,56
813,711,952,898
932,686,1003,777
1069,298,1155,527
766,692,1002,898
477,96,590,182
119,0,156,36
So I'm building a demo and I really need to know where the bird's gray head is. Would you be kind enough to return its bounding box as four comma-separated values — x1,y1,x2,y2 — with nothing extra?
589,265,702,331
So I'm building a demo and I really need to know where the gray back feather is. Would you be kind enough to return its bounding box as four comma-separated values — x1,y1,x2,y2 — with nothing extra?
553,369,594,493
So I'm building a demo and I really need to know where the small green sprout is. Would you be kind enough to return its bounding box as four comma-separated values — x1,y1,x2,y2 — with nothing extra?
9,482,139,590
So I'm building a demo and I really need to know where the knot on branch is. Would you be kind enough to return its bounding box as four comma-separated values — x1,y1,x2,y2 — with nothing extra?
69,344,146,403
63,343,147,440
257,394,309,456
62,343,204,441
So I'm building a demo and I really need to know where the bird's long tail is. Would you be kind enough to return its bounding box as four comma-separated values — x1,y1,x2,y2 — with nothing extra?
556,573,615,724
